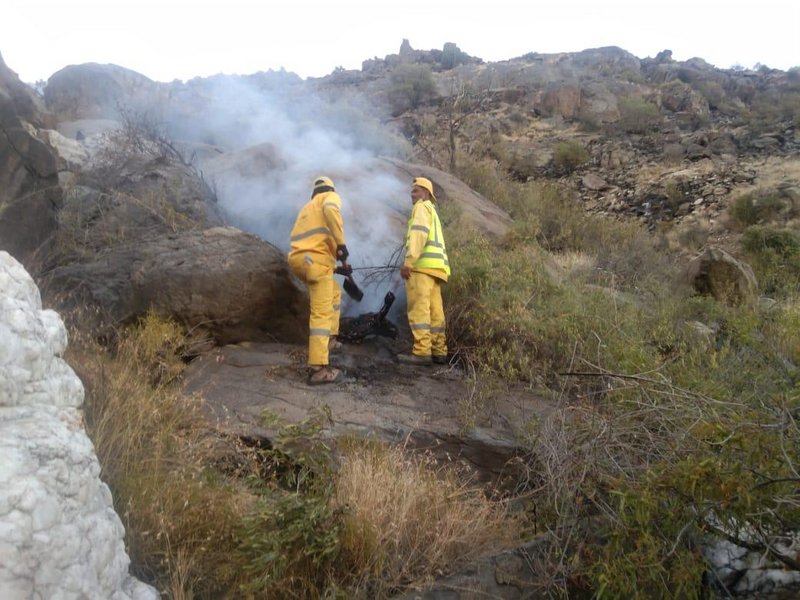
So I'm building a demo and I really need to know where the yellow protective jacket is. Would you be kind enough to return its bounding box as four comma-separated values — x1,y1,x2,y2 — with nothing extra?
289,190,346,268
404,199,450,282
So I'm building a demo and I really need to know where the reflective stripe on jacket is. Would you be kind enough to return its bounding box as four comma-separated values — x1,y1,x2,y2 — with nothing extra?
288,191,346,268
404,199,450,281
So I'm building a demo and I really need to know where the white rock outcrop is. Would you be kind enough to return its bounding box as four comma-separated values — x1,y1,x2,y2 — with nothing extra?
0,251,158,600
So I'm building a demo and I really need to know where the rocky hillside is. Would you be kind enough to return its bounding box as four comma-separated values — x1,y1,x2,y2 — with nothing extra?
345,43,799,237
1,41,799,599
3,41,797,330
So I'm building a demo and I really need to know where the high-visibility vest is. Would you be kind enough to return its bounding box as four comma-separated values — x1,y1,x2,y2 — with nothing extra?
407,200,450,276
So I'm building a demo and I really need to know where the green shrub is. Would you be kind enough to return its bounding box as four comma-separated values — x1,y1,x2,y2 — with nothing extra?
553,141,589,174
577,109,601,132
691,80,729,111
741,225,800,296
663,179,684,209
439,164,800,597
521,293,800,597
729,191,787,228
617,96,661,133
239,491,343,596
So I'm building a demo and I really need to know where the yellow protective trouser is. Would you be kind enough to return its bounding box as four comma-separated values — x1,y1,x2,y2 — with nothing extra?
331,280,342,337
288,253,341,366
406,271,447,358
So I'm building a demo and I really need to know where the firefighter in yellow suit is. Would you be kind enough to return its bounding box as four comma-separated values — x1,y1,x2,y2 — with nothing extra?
288,176,350,384
398,177,450,366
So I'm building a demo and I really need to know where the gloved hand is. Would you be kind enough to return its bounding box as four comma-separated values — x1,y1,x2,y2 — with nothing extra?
334,264,353,277
336,244,349,261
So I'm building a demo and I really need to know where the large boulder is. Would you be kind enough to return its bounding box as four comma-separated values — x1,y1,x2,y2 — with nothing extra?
0,53,62,271
44,63,163,121
685,246,758,305
41,226,308,345
0,251,157,600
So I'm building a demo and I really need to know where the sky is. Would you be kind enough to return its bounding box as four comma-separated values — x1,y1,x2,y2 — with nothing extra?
2,0,798,84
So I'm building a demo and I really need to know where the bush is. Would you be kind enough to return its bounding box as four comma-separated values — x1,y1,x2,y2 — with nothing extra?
553,141,589,174
741,225,800,296
439,164,800,597
443,166,683,394
729,191,787,228
518,295,800,597
617,96,661,133
691,80,730,112
387,64,437,114
333,441,516,595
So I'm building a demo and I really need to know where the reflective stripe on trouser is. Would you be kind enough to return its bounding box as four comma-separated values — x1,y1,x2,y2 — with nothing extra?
288,253,336,366
331,281,342,336
406,271,447,357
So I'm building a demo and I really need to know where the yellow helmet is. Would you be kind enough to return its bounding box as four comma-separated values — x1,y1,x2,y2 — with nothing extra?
312,176,335,193
412,177,436,201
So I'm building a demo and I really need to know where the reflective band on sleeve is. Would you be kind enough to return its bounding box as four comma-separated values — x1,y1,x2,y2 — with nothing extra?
291,227,332,241
410,323,431,330
309,328,331,336
406,199,449,276
323,202,340,209
431,326,446,333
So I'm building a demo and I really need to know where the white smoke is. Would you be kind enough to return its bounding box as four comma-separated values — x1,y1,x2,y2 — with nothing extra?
162,72,413,315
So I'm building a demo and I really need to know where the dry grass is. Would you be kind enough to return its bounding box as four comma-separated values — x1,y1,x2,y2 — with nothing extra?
67,313,258,598
334,440,518,594
748,156,800,191
67,311,520,598
549,250,597,282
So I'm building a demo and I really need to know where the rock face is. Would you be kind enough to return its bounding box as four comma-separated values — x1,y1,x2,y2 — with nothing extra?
0,52,62,270
183,340,554,487
42,226,309,345
685,246,758,305
44,63,162,121
391,537,549,600
0,251,158,600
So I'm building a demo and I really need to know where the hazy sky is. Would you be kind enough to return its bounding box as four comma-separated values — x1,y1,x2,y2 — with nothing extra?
2,0,798,83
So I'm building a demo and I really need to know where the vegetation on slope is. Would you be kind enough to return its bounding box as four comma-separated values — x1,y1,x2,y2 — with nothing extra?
443,158,800,597
61,59,800,599
67,313,515,599
67,154,800,597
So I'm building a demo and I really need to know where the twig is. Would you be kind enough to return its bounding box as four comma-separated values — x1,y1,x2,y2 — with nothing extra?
701,520,800,571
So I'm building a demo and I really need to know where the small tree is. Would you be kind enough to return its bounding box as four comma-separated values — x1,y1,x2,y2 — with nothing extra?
440,76,493,171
